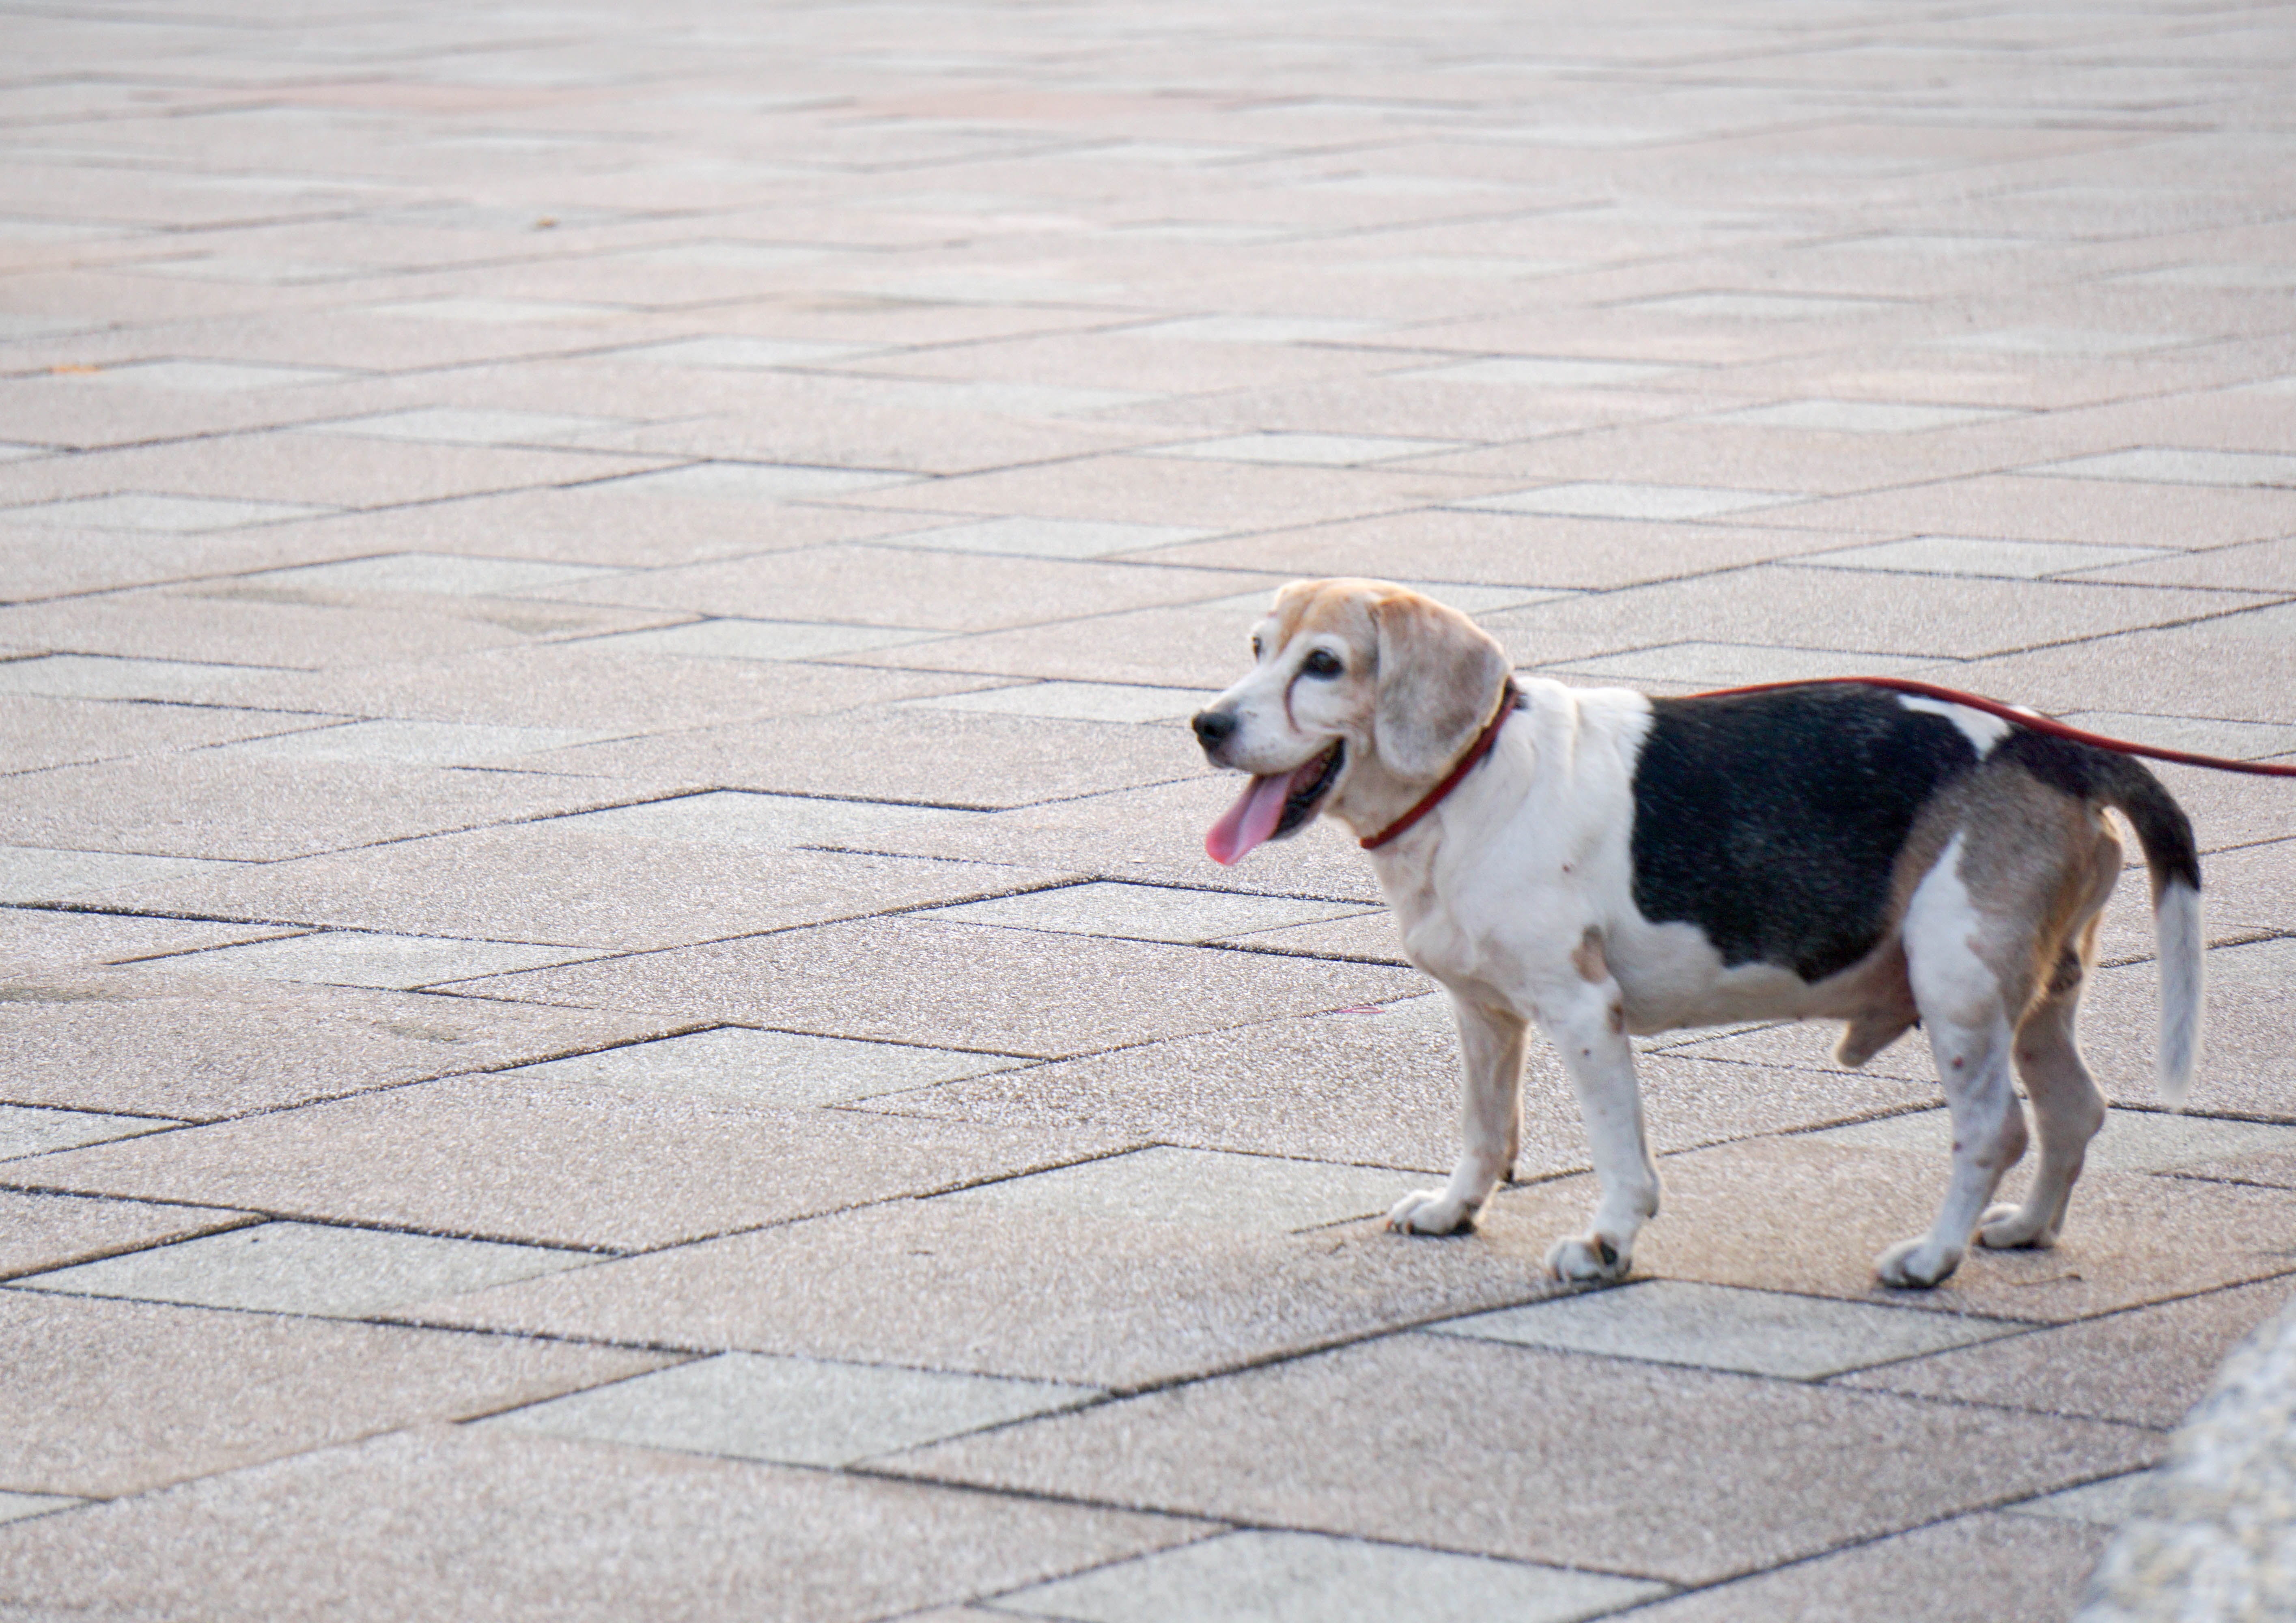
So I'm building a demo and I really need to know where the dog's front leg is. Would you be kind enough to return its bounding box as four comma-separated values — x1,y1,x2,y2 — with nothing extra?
1540,983,1658,1283
1386,994,1525,1235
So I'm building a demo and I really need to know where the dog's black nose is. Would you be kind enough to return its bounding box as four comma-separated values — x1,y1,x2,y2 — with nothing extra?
1192,710,1237,751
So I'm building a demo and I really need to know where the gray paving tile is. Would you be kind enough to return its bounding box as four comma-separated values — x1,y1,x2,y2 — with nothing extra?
309,408,629,446
1457,483,1798,521
15,1072,1128,1252
2056,710,2296,761
499,1026,1020,1106
1940,327,2189,356
243,553,624,596
1789,536,2177,579
485,1350,1097,1466
1136,315,1387,344
2028,448,2296,488
579,618,943,660
0,494,333,531
0,908,304,968
0,1292,672,1498
2006,1471,2156,1527
947,1146,1405,1235
601,461,918,500
900,680,1216,723
1803,1106,2296,1177
0,1490,84,1525
369,296,627,323
170,930,599,989
1409,356,1686,387
11,1219,601,1317
0,656,293,703
915,882,1368,945
0,1425,1208,1621
1538,643,1945,687
0,1190,256,1282
0,846,243,904
1143,432,1465,466
207,718,618,766
0,1104,178,1162
1712,400,2019,433
542,790,985,851
988,1529,1665,1623
80,361,351,392
879,1333,2159,1585
610,336,888,368
1428,1279,2023,1379
872,523,1212,569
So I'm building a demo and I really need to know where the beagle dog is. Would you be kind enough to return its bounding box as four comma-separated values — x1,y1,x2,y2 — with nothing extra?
1192,578,2203,1288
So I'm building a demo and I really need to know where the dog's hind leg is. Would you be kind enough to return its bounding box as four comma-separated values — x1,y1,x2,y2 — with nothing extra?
1877,835,2030,1289
1979,840,2118,1250
1387,994,1526,1235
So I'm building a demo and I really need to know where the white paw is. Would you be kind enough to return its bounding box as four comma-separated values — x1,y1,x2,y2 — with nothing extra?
1386,1189,1474,1235
1874,1236,1961,1289
1545,1233,1630,1283
1976,1203,2056,1251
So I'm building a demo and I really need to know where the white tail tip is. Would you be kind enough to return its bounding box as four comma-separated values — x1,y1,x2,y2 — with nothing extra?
2155,880,2203,1107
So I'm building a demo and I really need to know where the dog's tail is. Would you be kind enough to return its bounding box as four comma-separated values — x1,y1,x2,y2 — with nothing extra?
2096,756,2204,1106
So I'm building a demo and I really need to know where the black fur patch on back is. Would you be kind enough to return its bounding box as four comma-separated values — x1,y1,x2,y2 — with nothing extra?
1630,685,1979,982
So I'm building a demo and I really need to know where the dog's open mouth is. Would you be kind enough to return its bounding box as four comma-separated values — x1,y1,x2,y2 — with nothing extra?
1205,740,1344,865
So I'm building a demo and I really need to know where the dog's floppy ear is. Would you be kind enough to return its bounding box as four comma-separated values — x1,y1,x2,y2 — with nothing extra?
1371,590,1511,779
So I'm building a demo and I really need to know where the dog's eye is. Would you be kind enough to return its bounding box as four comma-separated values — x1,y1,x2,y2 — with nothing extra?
1301,649,1343,678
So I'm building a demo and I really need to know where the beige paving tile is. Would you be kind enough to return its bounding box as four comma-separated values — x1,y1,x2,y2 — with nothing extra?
1538,643,1946,687
484,1350,1098,1466
0,1191,255,1282
158,930,601,989
0,1292,673,1498
0,1426,1210,1621
0,1490,82,1525
1788,535,2178,579
13,1071,1130,1250
0,908,304,967
1429,1279,2025,1380
1833,1277,2296,1427
0,964,692,1119
1457,482,1801,521
243,552,623,596
0,493,332,531
492,1027,1023,1108
0,845,245,904
914,882,1368,945
900,680,1215,723
990,1529,1666,1623
1617,1510,2109,1623
2007,1470,2157,1528
2028,448,2296,488
573,617,941,661
1712,399,2020,433
877,1334,2159,1585
447,916,1422,1059
0,1103,178,1161
877,517,1213,559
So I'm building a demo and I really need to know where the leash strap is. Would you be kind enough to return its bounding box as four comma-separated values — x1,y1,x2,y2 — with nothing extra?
1687,675,2296,778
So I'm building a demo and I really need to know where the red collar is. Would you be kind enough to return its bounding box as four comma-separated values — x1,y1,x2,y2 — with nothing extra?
1359,681,1519,851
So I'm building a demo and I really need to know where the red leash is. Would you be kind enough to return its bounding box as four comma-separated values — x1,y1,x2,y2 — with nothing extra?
1359,682,1519,850
1688,676,2296,778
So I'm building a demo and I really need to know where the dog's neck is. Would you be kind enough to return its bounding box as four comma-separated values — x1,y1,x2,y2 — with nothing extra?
1329,680,1522,850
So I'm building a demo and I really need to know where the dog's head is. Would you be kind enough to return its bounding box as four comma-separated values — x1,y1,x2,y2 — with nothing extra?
1192,578,1511,864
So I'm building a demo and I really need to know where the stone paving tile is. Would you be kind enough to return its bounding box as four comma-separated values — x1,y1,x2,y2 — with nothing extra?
483,1350,1098,1467
125,826,1075,951
165,930,602,989
2028,448,2296,488
0,1103,178,1161
0,1491,82,1526
1804,1106,2296,1177
1457,481,1801,521
519,706,1204,809
878,1334,2159,1586
1788,535,2180,579
914,882,1369,945
2009,1471,2158,1529
0,693,336,774
0,1191,255,1283
1833,1277,2296,1428
12,1219,602,1318
1483,1138,2296,1326
0,1293,674,1498
890,517,1214,559
2076,938,2296,1119
243,552,625,596
0,907,307,969
12,1072,1133,1251
0,756,688,861
988,1528,1667,1623
1428,1279,2025,1380
0,966,694,1119
900,680,1216,724
1751,472,2296,549
568,617,941,662
543,544,1279,633
0,845,245,904
0,1426,1213,1623
449,917,1422,1059
487,1027,1022,1108
398,1182,1566,1389
1616,1510,2109,1623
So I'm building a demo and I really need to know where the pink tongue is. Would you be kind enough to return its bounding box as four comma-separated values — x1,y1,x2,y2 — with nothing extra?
1206,764,1306,866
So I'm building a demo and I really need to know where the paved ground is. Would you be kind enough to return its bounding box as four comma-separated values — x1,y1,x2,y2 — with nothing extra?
2,1,2294,1618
